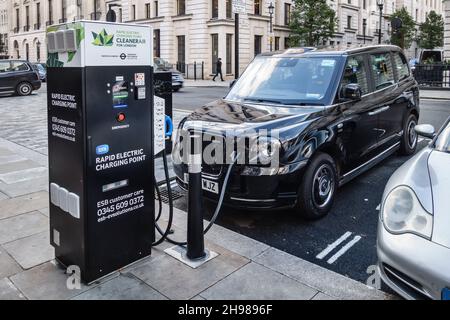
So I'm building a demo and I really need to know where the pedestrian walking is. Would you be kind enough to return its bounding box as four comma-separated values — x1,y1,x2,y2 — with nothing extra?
213,58,224,82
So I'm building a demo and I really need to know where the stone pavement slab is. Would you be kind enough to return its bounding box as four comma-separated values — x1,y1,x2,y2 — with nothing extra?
0,211,48,244
10,261,89,300
72,273,167,300
0,154,27,164
130,242,250,300
0,191,49,220
200,262,318,300
3,232,54,270
0,191,8,200
0,249,22,279
0,160,41,175
313,292,335,300
0,278,25,300
0,177,49,198
253,247,389,300
0,167,48,184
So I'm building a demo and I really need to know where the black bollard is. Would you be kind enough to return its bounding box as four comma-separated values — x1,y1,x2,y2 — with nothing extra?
186,134,206,260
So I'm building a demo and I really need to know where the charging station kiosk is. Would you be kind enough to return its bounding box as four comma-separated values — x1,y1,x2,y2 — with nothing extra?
46,21,155,283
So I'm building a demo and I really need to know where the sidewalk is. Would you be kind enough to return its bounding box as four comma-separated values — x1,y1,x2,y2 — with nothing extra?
0,137,393,300
420,89,450,100
184,79,231,88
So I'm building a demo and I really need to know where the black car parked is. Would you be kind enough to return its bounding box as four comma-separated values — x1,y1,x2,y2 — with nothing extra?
173,45,420,219
0,60,41,96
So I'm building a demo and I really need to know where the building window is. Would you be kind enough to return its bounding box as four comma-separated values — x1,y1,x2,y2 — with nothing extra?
226,0,232,18
154,29,160,58
25,43,29,61
48,0,53,24
146,3,151,19
154,1,159,17
254,0,261,15
212,0,219,19
131,5,136,20
285,3,291,25
36,3,41,28
254,35,262,56
15,9,19,30
211,34,218,74
61,0,67,23
25,6,30,30
177,35,186,73
36,42,41,61
177,0,186,15
275,37,280,51
226,34,232,74
119,8,123,22
347,16,352,29
285,37,290,49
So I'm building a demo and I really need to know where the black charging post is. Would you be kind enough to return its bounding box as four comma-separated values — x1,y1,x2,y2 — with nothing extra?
186,134,207,260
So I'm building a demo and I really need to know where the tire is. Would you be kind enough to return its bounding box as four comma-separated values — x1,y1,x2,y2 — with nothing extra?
16,82,33,96
297,152,338,220
399,113,418,156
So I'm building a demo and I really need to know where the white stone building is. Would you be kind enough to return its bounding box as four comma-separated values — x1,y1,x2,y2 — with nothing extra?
0,0,8,58
8,0,120,62
6,0,444,73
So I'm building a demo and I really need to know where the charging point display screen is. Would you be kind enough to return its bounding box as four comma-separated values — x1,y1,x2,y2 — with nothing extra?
112,81,129,108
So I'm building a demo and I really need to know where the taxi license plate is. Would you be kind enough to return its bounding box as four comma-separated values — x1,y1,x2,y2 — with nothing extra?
202,179,219,194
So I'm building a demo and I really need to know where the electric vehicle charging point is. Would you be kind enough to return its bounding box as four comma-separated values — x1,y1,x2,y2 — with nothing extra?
164,134,219,268
46,20,155,283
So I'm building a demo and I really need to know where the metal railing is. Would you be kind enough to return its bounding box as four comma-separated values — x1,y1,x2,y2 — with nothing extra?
176,61,205,80
46,20,54,26
413,64,450,89
23,25,30,32
34,23,41,30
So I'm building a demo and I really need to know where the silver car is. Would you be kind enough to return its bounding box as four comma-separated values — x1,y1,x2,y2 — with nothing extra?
377,117,450,300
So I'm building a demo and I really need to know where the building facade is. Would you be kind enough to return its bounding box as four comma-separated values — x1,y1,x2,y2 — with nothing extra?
0,0,8,58
124,0,293,78
8,0,121,62
326,0,443,58
5,0,444,73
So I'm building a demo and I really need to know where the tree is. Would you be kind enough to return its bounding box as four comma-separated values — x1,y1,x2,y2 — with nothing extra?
389,7,416,49
418,11,444,49
289,0,337,47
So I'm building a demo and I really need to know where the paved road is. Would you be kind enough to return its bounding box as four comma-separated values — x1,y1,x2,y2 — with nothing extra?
170,90,450,286
173,86,229,112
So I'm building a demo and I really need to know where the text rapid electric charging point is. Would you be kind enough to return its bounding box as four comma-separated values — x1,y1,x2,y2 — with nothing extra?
47,21,154,283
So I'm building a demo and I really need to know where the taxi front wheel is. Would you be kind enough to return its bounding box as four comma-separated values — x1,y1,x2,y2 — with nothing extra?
297,152,338,220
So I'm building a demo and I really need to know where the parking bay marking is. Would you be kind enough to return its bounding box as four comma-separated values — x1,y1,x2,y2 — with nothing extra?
326,235,362,264
316,231,352,260
316,232,362,264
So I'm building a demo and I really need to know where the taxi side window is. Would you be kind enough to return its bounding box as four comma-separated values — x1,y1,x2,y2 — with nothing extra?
370,53,395,90
340,55,369,95
393,52,410,81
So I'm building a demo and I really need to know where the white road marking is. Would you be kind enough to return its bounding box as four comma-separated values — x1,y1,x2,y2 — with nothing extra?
316,231,352,260
376,204,381,211
327,235,362,264
173,108,192,114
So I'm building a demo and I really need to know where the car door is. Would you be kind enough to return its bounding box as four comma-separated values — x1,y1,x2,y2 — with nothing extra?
338,54,380,169
0,61,12,92
369,52,405,149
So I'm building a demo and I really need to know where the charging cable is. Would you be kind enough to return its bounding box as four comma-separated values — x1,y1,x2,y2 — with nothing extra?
153,151,237,247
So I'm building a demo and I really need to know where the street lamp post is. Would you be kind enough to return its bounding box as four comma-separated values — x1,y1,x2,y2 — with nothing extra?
268,2,274,52
377,0,384,44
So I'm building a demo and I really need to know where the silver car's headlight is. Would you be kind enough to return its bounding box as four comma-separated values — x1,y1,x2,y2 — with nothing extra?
382,186,433,239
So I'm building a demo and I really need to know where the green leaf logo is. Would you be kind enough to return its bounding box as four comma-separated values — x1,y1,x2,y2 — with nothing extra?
92,29,114,46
